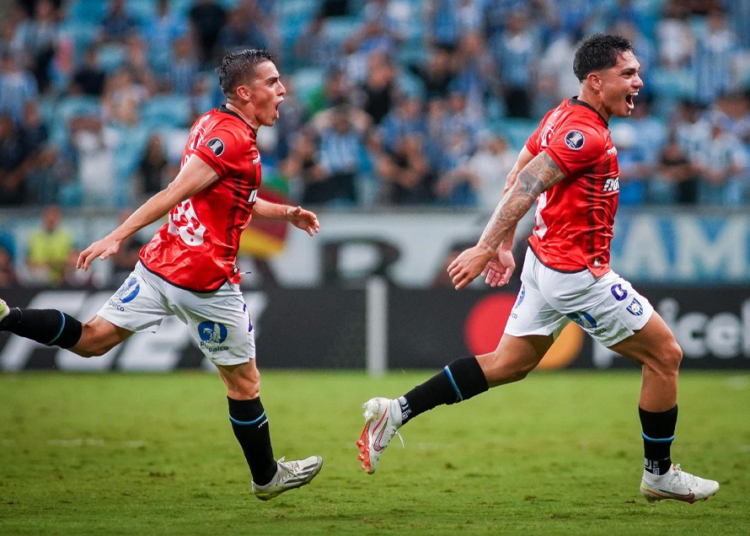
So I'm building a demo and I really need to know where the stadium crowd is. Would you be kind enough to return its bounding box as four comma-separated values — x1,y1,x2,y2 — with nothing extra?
0,0,749,287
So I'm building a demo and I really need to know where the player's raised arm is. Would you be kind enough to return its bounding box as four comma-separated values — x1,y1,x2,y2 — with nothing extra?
252,198,320,236
77,156,220,271
448,151,565,290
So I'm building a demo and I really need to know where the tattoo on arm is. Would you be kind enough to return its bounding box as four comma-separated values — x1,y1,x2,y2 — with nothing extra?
479,152,565,251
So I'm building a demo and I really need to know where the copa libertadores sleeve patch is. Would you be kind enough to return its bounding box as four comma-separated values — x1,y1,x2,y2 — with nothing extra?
206,137,225,156
564,130,585,150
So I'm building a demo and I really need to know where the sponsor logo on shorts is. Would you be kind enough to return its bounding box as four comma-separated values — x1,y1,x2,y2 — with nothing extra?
206,137,225,156
112,276,140,306
611,283,628,301
627,298,644,316
566,311,598,329
564,130,585,150
514,285,525,309
198,321,229,352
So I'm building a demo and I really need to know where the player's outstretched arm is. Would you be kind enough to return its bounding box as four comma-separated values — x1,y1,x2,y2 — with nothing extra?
448,151,565,290
77,156,220,271
253,198,320,236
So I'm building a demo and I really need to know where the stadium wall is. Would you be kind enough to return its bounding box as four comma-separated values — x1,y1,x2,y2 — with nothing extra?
1,285,748,371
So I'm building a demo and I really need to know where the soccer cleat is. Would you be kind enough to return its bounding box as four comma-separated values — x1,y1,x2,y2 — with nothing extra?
251,455,323,501
640,464,719,504
0,299,8,324
357,397,403,474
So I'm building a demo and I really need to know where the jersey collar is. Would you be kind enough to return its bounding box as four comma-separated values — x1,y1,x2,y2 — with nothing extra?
569,97,609,126
218,104,257,136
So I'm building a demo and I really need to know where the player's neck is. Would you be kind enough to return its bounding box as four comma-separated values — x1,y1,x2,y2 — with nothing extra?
225,102,260,132
576,89,611,123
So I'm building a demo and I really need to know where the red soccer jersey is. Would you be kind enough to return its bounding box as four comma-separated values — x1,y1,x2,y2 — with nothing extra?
140,106,262,292
524,98,620,278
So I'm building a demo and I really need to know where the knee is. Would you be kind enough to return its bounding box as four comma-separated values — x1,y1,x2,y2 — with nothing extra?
480,351,535,386
650,340,683,375
74,322,114,358
226,368,261,400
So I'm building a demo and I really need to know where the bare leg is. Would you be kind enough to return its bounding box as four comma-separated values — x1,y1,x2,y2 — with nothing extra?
478,333,555,387
71,315,134,357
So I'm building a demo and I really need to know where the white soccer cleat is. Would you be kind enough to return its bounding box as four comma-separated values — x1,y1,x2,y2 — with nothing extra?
640,464,719,504
251,455,323,501
0,299,9,323
357,397,403,474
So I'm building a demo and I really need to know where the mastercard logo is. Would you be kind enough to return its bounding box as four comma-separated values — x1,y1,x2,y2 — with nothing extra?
464,294,584,369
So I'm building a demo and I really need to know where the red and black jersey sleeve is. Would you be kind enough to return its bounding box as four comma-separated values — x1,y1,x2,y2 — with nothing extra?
543,123,605,178
192,126,250,179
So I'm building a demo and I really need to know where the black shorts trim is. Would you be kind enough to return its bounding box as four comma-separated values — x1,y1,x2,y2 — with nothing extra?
138,261,228,294
526,243,589,274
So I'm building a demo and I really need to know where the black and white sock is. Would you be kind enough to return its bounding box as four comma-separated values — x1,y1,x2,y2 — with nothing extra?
640,405,678,477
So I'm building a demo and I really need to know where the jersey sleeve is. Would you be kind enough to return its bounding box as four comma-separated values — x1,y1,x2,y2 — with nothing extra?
543,123,606,178
192,127,250,179
524,113,550,156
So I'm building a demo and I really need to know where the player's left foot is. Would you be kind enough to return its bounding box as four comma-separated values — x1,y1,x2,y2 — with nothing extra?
0,299,9,324
640,464,719,504
252,456,323,501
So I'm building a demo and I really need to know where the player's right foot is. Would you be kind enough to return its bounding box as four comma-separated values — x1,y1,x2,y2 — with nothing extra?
0,299,9,324
357,397,403,474
640,464,719,504
252,456,323,501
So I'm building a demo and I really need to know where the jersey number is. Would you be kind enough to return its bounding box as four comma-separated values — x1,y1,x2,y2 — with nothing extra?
533,191,548,239
168,200,206,247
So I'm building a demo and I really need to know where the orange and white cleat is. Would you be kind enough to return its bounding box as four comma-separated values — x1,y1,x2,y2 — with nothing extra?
640,464,719,504
357,397,404,474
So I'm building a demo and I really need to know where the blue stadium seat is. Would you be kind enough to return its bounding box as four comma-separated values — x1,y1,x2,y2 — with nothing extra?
491,118,537,151
97,44,128,73
68,0,106,24
291,67,324,109
323,17,361,46
140,95,191,129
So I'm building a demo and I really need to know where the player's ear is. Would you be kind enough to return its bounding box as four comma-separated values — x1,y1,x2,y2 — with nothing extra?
236,85,251,103
586,71,603,93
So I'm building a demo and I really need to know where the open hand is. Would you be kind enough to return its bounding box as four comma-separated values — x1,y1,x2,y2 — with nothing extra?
286,206,320,236
447,244,495,290
77,235,122,271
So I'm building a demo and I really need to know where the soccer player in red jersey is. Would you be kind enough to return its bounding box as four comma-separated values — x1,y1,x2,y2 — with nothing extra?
357,34,719,504
0,50,323,501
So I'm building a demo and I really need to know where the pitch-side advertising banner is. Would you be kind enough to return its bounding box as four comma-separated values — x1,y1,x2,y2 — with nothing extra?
1,286,748,371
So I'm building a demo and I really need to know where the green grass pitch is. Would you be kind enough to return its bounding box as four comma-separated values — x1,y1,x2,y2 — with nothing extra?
1,371,748,535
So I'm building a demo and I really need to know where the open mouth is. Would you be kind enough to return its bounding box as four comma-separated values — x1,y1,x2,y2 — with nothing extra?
275,100,283,119
625,92,638,110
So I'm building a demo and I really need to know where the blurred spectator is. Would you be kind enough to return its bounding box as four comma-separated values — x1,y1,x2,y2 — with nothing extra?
216,7,266,54
293,14,339,69
654,133,700,204
425,0,461,51
377,135,435,204
69,47,106,96
610,122,652,205
694,123,749,204
69,115,117,205
282,128,327,204
358,51,397,125
137,134,168,199
311,105,368,204
0,112,28,205
435,129,477,206
706,92,750,144
62,248,93,287
627,97,667,165
26,205,72,285
694,8,740,106
307,68,351,115
489,10,539,118
97,0,139,45
144,0,188,74
164,35,200,95
102,68,147,125
538,31,580,109
380,95,424,153
0,54,38,124
409,46,454,100
11,0,60,93
656,1,695,69
674,100,712,157
189,0,227,65
25,141,76,205
443,133,516,208
124,35,157,95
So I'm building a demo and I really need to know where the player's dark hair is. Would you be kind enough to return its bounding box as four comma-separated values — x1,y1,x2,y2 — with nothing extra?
217,49,275,97
573,34,633,81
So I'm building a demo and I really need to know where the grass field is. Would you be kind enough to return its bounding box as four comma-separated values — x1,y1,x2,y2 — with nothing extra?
0,371,748,535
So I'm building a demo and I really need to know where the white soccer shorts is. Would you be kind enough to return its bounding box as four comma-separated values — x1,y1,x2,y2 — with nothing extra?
97,262,255,366
505,248,654,347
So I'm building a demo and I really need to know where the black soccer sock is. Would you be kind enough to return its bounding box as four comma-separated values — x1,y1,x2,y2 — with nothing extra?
228,397,277,486
0,308,82,348
639,405,678,476
399,356,489,425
